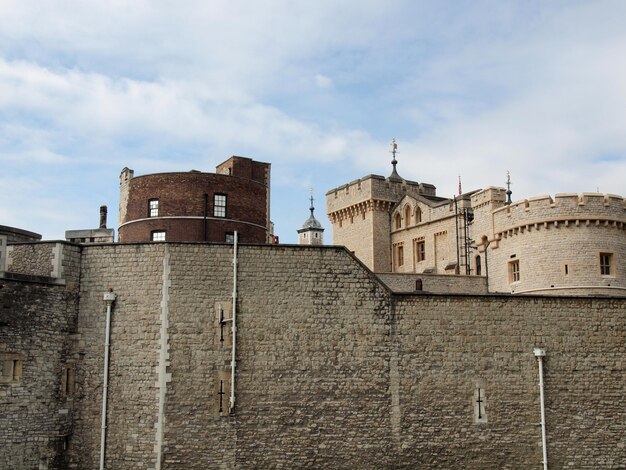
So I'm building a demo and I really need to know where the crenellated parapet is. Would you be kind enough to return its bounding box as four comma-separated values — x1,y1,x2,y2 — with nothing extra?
490,193,626,246
326,174,434,221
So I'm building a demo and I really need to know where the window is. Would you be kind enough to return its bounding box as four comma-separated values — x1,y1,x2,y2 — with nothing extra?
509,259,520,283
415,239,425,262
394,213,402,230
414,206,422,224
214,194,227,218
394,243,404,267
475,255,482,276
225,232,234,244
0,354,24,384
404,205,411,227
600,253,613,276
61,365,75,397
149,199,159,217
151,231,166,242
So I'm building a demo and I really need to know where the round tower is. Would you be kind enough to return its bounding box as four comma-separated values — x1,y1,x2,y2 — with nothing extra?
298,194,324,245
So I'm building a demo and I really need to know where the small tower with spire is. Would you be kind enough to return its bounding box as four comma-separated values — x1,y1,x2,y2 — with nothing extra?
298,191,324,245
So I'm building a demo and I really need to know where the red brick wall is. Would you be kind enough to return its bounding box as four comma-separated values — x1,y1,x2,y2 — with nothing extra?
119,171,269,243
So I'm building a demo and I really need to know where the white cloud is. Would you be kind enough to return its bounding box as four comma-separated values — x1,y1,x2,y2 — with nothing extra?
0,1,625,241
314,74,333,89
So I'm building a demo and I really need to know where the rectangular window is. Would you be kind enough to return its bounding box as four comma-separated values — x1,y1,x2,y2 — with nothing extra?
225,232,234,244
149,199,159,217
214,194,227,218
415,239,426,262
600,253,613,276
0,354,24,384
61,365,75,397
151,231,166,242
393,243,404,268
509,259,520,283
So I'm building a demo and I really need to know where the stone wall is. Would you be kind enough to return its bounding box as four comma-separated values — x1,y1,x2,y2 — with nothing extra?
6,243,55,277
2,242,624,469
378,272,488,294
63,243,624,469
0,277,80,470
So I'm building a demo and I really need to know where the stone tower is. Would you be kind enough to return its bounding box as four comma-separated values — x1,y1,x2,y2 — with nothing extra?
298,194,324,245
326,140,438,271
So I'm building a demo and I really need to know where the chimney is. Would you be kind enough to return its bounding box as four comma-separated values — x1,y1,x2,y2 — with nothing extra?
100,205,108,228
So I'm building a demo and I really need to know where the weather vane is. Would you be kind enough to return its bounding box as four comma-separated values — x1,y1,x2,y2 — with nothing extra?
506,171,513,205
389,138,401,180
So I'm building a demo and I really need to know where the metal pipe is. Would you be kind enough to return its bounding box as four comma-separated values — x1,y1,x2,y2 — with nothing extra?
100,290,117,470
454,196,460,275
203,193,208,241
229,231,238,413
534,348,548,470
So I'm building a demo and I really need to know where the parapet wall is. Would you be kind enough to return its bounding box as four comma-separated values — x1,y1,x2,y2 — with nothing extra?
326,175,430,219
492,193,626,234
377,272,488,294
1,242,82,289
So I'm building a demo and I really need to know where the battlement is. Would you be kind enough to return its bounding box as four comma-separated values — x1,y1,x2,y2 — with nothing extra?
492,192,626,233
326,174,436,215
471,187,507,210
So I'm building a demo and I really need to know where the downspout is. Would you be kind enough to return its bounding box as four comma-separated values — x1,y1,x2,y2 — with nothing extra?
534,348,548,470
203,193,208,242
454,196,460,275
100,290,117,470
229,231,238,413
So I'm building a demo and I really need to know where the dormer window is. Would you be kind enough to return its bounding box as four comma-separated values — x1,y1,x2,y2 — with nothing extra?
149,199,159,217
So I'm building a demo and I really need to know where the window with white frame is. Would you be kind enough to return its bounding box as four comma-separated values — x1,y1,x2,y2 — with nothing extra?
214,194,227,218
508,259,520,283
148,199,159,217
151,231,166,242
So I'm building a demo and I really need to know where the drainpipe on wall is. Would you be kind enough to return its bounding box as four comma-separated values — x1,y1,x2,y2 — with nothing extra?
229,231,238,413
203,193,208,241
534,347,548,470
100,290,117,470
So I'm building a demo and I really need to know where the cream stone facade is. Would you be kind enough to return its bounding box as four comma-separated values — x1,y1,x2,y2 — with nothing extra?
327,170,626,296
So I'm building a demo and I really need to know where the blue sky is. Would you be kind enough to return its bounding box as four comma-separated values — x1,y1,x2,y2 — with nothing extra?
1,1,625,243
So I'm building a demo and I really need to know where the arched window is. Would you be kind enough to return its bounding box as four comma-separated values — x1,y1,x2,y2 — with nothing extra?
394,213,402,230
404,205,411,227
414,206,422,224
475,255,482,276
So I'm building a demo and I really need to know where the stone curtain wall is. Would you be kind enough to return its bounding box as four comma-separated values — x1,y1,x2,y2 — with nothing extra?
2,242,621,468
394,294,625,469
62,243,625,469
0,279,80,469
69,243,166,469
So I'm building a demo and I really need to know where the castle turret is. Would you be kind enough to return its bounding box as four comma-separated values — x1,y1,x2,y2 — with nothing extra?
298,194,324,245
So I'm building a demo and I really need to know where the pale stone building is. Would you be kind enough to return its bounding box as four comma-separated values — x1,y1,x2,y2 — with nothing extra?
327,144,626,296
297,195,325,245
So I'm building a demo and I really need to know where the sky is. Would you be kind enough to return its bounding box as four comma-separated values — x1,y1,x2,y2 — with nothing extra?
1,1,625,244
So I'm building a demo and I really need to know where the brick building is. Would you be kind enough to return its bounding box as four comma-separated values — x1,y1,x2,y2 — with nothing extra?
118,156,271,244
327,142,626,296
